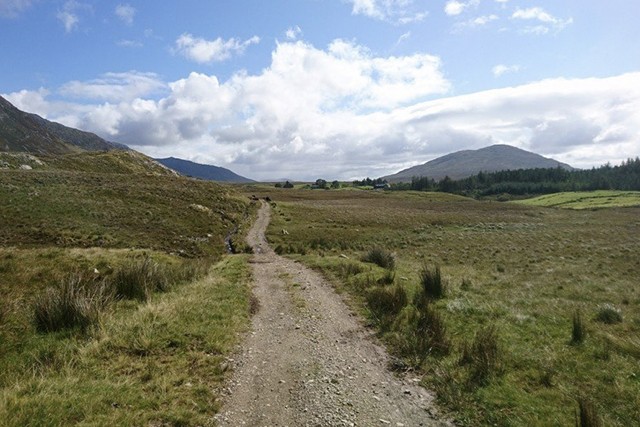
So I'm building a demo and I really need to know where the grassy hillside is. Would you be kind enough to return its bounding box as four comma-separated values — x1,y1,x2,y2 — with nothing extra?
261,187,640,426
514,190,640,209
1,151,256,425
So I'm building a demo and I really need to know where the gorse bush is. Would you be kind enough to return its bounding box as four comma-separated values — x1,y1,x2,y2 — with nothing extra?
361,247,395,270
111,257,169,301
460,325,502,386
32,275,110,333
594,304,622,324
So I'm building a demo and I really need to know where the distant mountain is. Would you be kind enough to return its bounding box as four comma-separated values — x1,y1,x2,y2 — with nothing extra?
0,95,127,155
382,144,575,183
155,157,254,183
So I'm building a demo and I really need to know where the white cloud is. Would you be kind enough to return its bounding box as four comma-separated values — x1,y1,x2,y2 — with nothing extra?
512,7,573,34
4,40,639,180
348,0,428,24
285,26,302,40
492,64,520,77
453,14,499,31
117,39,143,48
59,71,166,102
56,1,90,33
174,33,260,63
0,0,33,18
115,3,135,25
444,0,479,16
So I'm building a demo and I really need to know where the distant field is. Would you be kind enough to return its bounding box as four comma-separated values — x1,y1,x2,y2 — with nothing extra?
514,190,640,209
259,187,640,426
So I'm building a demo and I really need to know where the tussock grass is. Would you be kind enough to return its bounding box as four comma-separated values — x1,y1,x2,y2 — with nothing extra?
572,309,586,344
366,285,407,328
361,247,396,270
459,325,502,386
111,257,169,301
418,264,446,300
32,274,110,333
594,304,622,324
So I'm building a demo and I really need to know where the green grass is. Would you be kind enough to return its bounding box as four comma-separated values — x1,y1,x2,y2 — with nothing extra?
1,151,257,425
261,187,640,426
1,255,253,426
514,190,640,209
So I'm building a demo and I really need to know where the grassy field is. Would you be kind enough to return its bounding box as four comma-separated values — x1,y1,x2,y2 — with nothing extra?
514,190,640,209
1,152,257,425
259,187,640,426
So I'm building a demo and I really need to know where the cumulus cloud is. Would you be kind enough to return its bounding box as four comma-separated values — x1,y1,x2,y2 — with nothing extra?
348,0,428,24
4,39,639,180
444,0,479,16
512,7,573,34
492,64,520,77
115,3,135,25
0,0,34,18
174,33,260,63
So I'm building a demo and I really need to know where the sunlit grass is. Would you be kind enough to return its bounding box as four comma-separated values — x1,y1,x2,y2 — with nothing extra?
514,190,640,209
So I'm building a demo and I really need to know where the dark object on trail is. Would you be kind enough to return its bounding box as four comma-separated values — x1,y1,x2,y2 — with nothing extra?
264,196,272,202
249,195,259,201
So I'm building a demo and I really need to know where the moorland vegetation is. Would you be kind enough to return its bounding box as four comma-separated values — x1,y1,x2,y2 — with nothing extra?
263,187,639,426
0,151,256,425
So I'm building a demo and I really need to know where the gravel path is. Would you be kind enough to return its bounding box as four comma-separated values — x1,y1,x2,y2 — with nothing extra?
216,201,451,427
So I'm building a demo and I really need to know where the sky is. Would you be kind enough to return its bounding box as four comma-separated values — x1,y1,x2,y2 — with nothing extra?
1,0,639,181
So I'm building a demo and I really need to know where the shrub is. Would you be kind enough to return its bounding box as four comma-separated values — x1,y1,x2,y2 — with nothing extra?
110,257,169,301
33,275,109,333
576,398,602,427
361,247,395,270
366,285,408,328
460,325,502,386
418,264,446,301
572,310,586,344
595,304,622,324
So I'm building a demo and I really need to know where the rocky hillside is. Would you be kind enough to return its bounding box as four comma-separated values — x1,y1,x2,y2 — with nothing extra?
0,95,126,154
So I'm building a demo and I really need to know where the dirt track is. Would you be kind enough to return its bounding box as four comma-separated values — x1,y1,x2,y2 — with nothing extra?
216,201,450,426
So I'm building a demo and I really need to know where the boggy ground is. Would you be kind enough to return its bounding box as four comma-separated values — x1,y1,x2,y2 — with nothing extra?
216,201,451,426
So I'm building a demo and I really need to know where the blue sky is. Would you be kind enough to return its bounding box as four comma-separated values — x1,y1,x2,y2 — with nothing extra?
2,0,639,180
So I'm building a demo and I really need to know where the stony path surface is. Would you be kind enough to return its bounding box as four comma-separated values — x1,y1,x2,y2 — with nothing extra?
215,201,451,427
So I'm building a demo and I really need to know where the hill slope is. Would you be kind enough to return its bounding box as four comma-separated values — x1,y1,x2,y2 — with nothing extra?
383,144,574,183
0,95,126,154
155,157,254,183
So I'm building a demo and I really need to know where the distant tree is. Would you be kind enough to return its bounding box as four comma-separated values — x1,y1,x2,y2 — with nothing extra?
315,179,327,189
283,181,294,189
274,182,282,188
331,180,340,189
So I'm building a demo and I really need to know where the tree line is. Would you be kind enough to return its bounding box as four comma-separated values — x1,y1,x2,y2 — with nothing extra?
389,158,640,197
